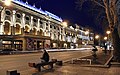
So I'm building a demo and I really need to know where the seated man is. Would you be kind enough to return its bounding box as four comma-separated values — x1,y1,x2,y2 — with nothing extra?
40,49,50,69
40,49,49,63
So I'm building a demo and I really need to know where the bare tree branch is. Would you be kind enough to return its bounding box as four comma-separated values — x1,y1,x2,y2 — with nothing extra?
92,0,105,8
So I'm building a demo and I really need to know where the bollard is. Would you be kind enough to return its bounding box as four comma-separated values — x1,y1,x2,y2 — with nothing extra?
51,59,57,62
56,61,63,66
7,70,20,75
17,73,20,75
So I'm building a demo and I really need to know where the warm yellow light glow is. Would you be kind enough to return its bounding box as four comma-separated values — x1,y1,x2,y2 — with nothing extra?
4,0,12,6
95,35,99,39
106,30,111,35
104,37,107,40
85,31,89,35
62,22,67,27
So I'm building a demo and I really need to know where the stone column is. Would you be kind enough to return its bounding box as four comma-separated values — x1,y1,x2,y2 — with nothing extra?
11,10,16,35
23,38,27,51
42,20,46,36
0,6,5,35
0,22,3,34
48,21,50,36
37,19,40,35
21,13,25,35
30,16,33,34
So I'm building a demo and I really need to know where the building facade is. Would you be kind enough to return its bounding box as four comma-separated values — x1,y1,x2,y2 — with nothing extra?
0,0,94,51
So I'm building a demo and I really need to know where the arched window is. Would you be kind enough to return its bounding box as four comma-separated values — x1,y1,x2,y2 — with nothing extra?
33,28,37,35
16,13,21,19
25,16,30,21
40,29,43,36
4,22,10,35
15,24,21,34
25,25,30,32
5,10,11,15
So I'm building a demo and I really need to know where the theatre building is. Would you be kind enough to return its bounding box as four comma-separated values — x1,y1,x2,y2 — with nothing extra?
0,0,94,51
0,0,65,51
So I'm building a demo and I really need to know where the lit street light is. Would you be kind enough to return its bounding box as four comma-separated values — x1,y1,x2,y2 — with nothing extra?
62,21,68,27
95,35,99,39
106,30,111,50
95,35,100,45
85,30,89,45
104,36,107,40
4,0,13,6
106,30,111,35
85,31,89,35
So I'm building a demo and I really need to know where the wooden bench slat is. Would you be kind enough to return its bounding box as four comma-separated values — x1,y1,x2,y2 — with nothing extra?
28,61,56,72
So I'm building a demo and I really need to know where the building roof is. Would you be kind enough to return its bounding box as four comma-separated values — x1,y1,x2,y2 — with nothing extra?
12,0,63,22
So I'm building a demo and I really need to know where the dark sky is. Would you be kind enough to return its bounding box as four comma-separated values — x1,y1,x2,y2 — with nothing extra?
21,0,103,34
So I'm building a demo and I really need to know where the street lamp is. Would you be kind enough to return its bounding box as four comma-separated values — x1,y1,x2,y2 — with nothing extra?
106,30,111,35
85,31,89,45
4,0,13,6
104,36,107,40
95,35,100,45
85,31,89,35
106,30,111,50
62,22,68,28
95,35,99,39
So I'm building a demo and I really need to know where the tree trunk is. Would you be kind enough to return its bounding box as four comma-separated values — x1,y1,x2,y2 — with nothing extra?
112,27,120,62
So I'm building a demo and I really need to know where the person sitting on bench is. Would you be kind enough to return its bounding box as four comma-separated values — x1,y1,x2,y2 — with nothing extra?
40,49,49,63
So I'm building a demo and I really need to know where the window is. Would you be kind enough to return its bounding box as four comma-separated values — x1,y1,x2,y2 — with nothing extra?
46,23,48,26
16,13,21,18
33,18,37,22
50,25,52,28
5,10,11,15
54,26,56,29
40,20,43,24
25,16,30,21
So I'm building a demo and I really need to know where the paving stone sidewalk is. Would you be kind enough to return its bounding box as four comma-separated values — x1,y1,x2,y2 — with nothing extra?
29,50,120,75
32,63,120,75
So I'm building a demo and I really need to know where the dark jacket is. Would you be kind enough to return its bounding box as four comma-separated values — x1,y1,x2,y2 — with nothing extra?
41,51,49,62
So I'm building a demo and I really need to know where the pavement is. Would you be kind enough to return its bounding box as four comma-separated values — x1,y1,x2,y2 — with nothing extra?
3,46,120,75
29,50,120,75
31,62,120,75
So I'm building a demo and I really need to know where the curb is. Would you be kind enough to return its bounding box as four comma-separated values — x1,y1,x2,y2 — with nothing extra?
64,54,113,68
81,55,113,68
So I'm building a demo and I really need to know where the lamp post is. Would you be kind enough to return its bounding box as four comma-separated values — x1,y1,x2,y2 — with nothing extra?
85,31,89,45
104,36,107,41
62,21,68,28
95,35,100,45
106,30,111,50
104,36,108,54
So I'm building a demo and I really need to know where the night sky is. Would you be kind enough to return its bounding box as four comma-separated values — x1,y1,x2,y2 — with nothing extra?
21,0,104,34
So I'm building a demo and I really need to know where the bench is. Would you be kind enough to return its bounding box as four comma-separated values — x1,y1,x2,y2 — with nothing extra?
28,59,57,71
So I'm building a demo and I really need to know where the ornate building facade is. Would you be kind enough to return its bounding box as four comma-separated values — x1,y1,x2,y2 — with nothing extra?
0,0,94,51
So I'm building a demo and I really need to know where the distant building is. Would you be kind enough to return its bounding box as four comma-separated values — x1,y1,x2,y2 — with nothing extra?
0,0,94,51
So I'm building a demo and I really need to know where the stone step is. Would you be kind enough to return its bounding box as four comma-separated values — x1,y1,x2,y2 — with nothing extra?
110,62,120,67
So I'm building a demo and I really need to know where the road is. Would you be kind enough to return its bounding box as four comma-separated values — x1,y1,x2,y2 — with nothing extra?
0,50,92,75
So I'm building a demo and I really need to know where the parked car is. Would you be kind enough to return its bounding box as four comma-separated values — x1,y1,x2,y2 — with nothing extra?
0,49,16,55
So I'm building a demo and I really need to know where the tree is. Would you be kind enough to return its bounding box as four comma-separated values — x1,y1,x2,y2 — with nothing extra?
76,0,120,62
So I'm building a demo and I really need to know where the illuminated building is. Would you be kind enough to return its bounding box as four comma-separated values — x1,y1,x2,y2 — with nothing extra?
0,0,94,51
